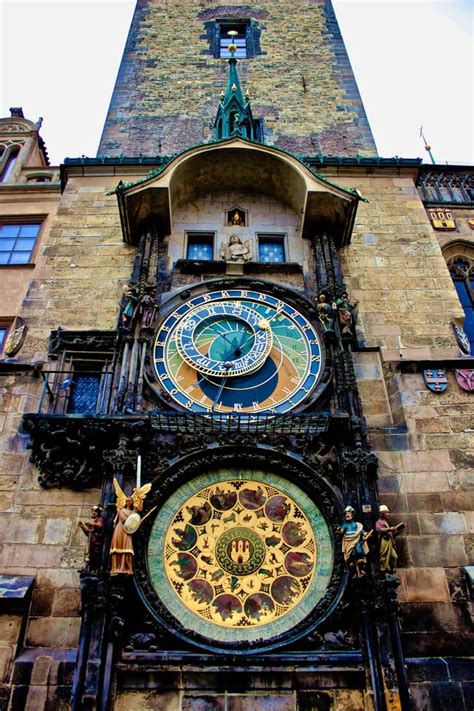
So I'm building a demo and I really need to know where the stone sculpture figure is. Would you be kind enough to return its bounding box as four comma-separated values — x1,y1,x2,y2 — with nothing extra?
316,294,335,333
78,505,105,572
339,505,370,578
334,291,358,336
110,479,152,575
220,234,253,262
375,504,405,574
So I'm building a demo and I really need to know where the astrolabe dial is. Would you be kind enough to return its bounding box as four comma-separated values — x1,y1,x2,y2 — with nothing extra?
176,301,273,378
153,289,324,414
146,471,334,646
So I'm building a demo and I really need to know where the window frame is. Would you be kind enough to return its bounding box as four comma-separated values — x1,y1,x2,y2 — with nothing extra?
218,21,249,59
257,233,287,264
0,218,44,266
0,323,10,356
185,231,216,261
447,253,474,352
0,147,20,183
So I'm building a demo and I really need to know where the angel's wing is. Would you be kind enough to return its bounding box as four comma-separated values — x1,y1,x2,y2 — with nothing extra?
132,483,152,512
113,477,127,511
244,239,253,261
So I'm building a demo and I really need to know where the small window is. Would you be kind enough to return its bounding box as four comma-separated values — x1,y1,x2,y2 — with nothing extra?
0,223,41,265
0,325,10,355
186,233,214,261
258,234,286,263
219,23,247,58
449,256,474,352
68,372,101,415
1,149,19,183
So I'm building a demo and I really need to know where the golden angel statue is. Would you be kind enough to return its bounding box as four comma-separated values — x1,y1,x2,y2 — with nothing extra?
109,478,152,575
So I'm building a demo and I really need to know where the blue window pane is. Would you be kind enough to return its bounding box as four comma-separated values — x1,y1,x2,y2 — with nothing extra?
19,224,40,237
259,241,285,263
0,225,20,237
187,241,213,260
9,252,31,264
0,328,8,350
454,278,474,351
68,375,100,415
0,223,40,265
15,239,36,251
454,280,471,307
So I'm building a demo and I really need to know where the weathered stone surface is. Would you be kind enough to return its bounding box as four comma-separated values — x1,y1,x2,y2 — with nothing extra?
408,536,469,567
398,568,450,602
25,618,80,648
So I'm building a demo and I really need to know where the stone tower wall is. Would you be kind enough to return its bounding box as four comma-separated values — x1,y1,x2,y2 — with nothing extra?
98,0,377,158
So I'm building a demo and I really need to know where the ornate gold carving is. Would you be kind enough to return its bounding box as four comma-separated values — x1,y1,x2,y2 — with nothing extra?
164,480,316,627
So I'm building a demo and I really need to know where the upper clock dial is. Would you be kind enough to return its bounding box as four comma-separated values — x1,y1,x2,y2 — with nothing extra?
153,289,323,414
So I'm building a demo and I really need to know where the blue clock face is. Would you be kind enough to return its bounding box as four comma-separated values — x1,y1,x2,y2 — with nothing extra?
153,289,323,414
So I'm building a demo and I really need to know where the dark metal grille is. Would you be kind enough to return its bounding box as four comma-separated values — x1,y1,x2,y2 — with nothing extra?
68,375,100,415
149,411,344,435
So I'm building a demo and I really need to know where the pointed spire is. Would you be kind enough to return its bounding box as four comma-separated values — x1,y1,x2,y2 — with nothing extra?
214,32,257,142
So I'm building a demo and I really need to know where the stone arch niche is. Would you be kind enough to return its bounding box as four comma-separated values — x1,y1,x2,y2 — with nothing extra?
116,137,360,248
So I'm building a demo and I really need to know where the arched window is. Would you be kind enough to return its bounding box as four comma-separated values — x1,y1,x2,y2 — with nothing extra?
0,148,20,183
448,254,474,351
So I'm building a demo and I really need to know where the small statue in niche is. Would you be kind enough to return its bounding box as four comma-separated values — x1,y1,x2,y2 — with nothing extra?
375,504,405,574
334,290,358,337
136,284,158,332
78,505,105,572
110,479,152,575
220,234,253,263
121,283,140,330
316,294,335,333
228,210,245,227
231,112,243,137
339,505,371,578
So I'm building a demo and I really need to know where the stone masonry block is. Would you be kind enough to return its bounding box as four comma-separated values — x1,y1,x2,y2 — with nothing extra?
398,568,450,602
26,617,80,648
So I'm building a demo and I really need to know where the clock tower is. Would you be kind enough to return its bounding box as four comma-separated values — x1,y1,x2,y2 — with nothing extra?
13,2,473,711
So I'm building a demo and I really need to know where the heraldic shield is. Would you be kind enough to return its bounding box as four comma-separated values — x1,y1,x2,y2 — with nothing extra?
423,369,448,393
455,369,474,392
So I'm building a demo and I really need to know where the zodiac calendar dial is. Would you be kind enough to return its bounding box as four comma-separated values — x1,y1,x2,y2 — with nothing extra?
146,470,334,645
153,289,324,414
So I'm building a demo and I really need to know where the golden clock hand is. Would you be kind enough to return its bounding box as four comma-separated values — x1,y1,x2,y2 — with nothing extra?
211,364,233,409
238,306,284,351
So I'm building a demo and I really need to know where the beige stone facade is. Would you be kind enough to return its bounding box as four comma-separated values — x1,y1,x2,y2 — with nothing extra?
0,2,473,710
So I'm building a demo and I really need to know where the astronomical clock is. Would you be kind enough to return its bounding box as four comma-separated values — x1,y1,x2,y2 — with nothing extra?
151,288,325,414
132,282,343,652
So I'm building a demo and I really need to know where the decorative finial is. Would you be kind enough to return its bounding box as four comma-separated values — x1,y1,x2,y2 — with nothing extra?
419,125,436,165
227,30,238,56
245,89,250,100
231,83,237,92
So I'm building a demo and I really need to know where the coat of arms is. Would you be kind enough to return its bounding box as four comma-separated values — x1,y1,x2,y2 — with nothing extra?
423,369,448,393
455,369,474,393
452,322,471,355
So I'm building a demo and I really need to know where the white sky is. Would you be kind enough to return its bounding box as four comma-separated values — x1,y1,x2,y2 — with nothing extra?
1,0,472,165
